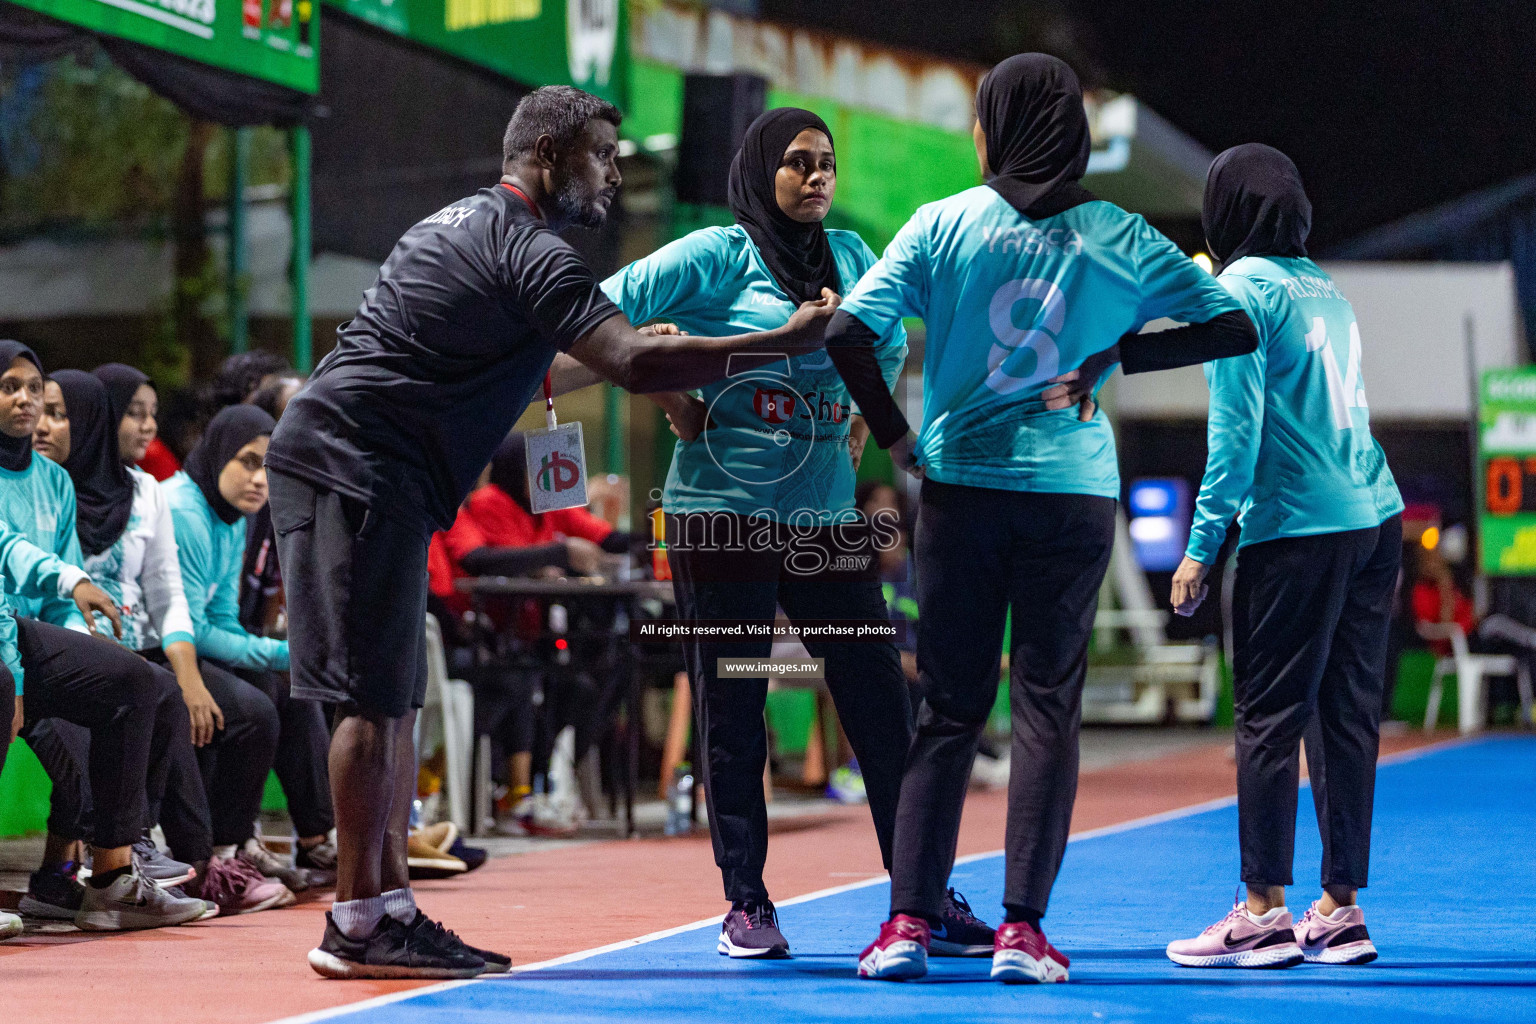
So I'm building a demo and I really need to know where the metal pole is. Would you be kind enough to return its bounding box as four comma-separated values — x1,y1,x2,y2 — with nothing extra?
604,384,625,474
227,127,251,354
1467,312,1486,609
289,125,313,373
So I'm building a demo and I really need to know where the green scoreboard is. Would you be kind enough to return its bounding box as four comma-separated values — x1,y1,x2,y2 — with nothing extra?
12,0,319,92
1479,368,1536,574
324,0,627,108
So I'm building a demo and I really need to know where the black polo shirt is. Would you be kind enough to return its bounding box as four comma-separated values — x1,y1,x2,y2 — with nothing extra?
268,184,621,531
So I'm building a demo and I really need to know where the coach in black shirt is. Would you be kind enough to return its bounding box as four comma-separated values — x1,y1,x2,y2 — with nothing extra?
269,86,836,979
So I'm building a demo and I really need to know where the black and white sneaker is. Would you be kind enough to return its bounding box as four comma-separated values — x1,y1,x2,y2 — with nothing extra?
930,887,997,957
308,912,488,980
19,862,85,921
295,834,339,889
717,900,790,959
408,911,512,974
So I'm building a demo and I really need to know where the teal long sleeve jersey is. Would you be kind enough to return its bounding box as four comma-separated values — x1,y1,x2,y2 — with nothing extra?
0,454,90,632
1185,256,1403,564
839,188,1243,497
1,583,18,694
163,472,288,671
601,225,906,522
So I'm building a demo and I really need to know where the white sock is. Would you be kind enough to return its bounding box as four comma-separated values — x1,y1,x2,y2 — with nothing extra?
332,895,390,939
382,887,417,924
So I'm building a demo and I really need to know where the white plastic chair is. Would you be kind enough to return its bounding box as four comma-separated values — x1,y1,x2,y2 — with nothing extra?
421,613,476,832
1420,622,1533,735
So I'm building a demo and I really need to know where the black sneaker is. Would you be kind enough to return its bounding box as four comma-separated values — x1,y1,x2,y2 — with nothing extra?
929,887,996,957
410,911,511,974
717,900,790,959
19,862,85,921
295,835,339,889
308,911,488,979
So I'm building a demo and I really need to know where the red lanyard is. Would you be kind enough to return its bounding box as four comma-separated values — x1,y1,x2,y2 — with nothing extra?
504,182,556,428
500,182,542,220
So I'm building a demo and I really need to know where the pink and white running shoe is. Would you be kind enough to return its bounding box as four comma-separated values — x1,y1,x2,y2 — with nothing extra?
858,914,930,980
990,920,1070,983
1166,894,1303,968
1294,902,1378,965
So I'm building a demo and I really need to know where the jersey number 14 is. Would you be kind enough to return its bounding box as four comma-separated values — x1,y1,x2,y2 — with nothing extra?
1305,317,1368,431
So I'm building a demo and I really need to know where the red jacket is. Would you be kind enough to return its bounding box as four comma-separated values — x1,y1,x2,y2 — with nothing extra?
429,484,614,610
1411,581,1475,657
137,437,181,482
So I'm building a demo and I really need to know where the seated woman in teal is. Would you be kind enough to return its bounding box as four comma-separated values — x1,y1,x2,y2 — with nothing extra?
162,405,299,888
601,108,993,961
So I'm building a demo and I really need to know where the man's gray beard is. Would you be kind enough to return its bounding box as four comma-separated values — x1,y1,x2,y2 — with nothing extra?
555,179,607,229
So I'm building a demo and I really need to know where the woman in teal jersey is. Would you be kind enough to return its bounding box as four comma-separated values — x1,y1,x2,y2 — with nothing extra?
162,405,312,895
0,340,208,930
601,109,994,960
1164,144,1402,970
830,55,1260,983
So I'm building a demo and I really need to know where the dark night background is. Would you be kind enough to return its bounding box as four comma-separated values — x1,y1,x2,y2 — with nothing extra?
763,0,1536,249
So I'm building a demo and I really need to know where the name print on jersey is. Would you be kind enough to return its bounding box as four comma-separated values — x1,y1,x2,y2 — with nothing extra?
422,205,478,228
1281,274,1346,301
981,225,1085,257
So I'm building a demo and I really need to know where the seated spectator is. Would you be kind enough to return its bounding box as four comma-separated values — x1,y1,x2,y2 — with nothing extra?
444,432,627,583
239,374,306,636
22,369,288,918
434,433,634,835
1409,542,1475,656
209,351,292,417
2,620,19,940
1,341,206,930
165,405,334,892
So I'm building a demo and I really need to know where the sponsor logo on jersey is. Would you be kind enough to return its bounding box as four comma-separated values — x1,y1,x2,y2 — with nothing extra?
752,387,799,425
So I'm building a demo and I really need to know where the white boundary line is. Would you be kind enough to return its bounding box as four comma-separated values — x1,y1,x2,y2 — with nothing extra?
266,734,1479,1024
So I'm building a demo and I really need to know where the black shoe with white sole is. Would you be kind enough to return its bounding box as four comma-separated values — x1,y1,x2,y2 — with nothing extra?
19,863,84,921
407,911,512,974
929,887,997,957
308,912,488,979
717,900,790,959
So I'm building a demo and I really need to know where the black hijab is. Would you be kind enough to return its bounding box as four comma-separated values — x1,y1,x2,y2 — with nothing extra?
489,432,532,514
54,370,135,557
0,340,43,473
975,53,1095,218
727,108,842,305
184,404,275,525
93,363,151,434
1203,143,1312,266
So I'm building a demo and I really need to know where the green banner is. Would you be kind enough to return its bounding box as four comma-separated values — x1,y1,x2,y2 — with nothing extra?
12,0,318,92
324,0,626,107
1479,368,1536,574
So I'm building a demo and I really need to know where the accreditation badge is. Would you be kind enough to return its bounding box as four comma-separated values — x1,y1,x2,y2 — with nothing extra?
525,421,588,513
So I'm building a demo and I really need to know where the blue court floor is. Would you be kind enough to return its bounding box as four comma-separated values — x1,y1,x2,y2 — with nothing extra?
283,737,1536,1024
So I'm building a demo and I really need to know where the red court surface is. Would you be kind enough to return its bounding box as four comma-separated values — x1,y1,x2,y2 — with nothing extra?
0,732,1438,1024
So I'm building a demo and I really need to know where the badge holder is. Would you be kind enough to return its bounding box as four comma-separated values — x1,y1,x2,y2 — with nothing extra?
524,373,589,513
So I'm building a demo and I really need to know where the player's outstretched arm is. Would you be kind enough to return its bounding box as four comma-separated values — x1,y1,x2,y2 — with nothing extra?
566,292,839,395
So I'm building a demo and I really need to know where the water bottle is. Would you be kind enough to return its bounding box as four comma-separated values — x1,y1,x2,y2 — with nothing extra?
664,763,694,836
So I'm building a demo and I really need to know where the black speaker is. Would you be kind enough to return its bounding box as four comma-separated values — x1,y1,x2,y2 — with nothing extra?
675,73,767,205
